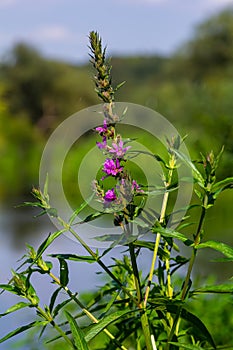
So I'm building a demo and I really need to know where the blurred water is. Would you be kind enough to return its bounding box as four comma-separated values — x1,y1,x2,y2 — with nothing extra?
0,201,105,349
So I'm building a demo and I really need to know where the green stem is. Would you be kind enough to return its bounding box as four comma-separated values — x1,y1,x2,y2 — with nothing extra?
37,305,74,348
141,311,153,350
49,271,128,350
144,154,175,307
181,204,207,301
57,216,139,306
165,196,208,350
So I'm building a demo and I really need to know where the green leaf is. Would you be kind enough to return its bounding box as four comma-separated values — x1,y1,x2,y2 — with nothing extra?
49,287,62,313
152,225,193,246
196,240,233,258
65,311,89,350
169,343,206,350
173,149,205,187
43,173,49,201
212,177,233,192
167,305,216,348
59,258,69,287
36,229,66,260
50,254,95,263
0,302,31,317
85,309,134,342
129,217,150,228
0,284,18,295
53,297,73,319
76,212,103,224
69,195,94,225
0,321,47,343
192,282,233,294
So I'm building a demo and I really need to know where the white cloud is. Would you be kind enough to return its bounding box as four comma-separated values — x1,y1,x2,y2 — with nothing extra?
32,25,73,42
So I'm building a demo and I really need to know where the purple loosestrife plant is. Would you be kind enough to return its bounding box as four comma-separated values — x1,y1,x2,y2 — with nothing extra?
0,31,233,350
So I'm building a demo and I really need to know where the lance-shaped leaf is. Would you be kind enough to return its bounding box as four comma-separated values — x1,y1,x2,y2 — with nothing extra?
49,254,96,263
68,194,94,225
0,302,31,317
148,300,216,348
53,298,74,319
196,240,233,259
36,229,66,260
49,287,62,313
152,224,193,246
212,177,233,192
65,311,89,350
75,212,104,224
0,284,19,295
85,309,137,342
0,321,47,343
191,282,233,295
167,305,216,348
172,149,205,187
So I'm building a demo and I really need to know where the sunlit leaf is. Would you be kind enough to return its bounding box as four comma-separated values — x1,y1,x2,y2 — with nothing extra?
0,284,18,295
65,311,89,350
152,224,193,246
36,229,66,260
85,309,135,342
0,302,31,317
212,177,233,192
196,240,233,258
191,282,233,294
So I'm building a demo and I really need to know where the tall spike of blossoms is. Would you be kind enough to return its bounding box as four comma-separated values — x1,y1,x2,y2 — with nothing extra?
89,30,143,210
89,31,115,104
93,117,143,209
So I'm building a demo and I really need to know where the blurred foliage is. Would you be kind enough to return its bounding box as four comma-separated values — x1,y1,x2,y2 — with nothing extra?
0,7,233,199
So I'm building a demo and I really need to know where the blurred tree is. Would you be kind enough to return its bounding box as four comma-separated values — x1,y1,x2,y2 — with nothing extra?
0,43,97,132
177,8,233,80
0,83,43,197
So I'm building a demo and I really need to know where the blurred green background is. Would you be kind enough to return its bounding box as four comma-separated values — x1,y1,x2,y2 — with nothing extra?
0,8,233,199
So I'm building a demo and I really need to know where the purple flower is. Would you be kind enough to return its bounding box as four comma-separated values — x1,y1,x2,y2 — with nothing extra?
104,188,117,202
96,138,107,150
103,158,123,176
96,119,108,135
109,138,131,158
132,180,144,193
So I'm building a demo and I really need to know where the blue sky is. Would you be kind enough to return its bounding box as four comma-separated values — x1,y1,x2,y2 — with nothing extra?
0,0,232,63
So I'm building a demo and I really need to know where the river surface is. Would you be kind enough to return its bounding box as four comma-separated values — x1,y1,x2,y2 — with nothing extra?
0,193,232,349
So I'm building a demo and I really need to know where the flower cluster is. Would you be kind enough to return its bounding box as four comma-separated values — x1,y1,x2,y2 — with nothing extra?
94,118,143,209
